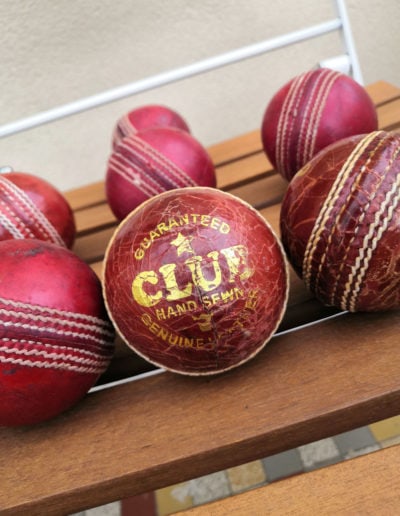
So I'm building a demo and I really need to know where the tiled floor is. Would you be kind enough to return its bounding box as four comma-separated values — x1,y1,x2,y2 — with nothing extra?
73,415,400,516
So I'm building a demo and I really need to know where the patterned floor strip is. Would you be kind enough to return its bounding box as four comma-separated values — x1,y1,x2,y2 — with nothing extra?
77,416,400,516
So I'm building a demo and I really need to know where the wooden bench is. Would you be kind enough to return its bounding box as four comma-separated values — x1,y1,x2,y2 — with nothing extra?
0,80,399,515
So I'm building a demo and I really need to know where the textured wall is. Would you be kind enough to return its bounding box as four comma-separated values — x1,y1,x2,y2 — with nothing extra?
0,0,399,191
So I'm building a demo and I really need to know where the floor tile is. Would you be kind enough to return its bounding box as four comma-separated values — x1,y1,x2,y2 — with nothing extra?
121,492,157,516
189,471,231,505
85,501,121,515
380,435,400,448
155,483,193,516
227,460,266,493
298,437,340,470
369,416,400,442
333,427,377,455
262,449,304,482
343,444,380,460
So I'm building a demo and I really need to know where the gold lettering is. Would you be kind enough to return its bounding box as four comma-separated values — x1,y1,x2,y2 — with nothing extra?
220,222,230,234
141,313,152,326
211,292,220,304
135,247,145,260
149,230,160,241
183,337,194,348
158,326,169,341
185,251,222,292
168,333,179,346
167,306,177,318
142,237,151,249
245,289,259,310
168,218,179,229
201,296,212,309
220,288,234,303
157,222,169,235
158,263,192,301
179,214,189,225
220,245,253,282
132,271,162,307
134,214,231,260
155,307,166,320
210,217,220,231
200,214,210,227
141,313,216,350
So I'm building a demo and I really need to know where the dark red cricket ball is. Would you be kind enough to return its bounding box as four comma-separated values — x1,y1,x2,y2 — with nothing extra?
103,187,289,375
0,171,76,248
112,104,190,149
261,68,378,181
0,239,115,426
280,130,400,312
105,127,216,221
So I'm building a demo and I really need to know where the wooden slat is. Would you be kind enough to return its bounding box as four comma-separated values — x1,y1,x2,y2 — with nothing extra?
181,444,400,515
74,202,117,235
1,310,399,515
1,80,400,516
217,151,272,190
63,81,400,213
64,180,105,211
366,80,400,106
207,129,261,166
378,98,400,131
207,80,400,167
73,226,116,263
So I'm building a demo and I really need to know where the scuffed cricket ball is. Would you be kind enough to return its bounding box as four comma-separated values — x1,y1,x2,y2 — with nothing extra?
261,68,378,181
0,239,115,426
0,171,76,248
103,187,289,375
105,127,216,220
112,104,190,148
280,130,400,312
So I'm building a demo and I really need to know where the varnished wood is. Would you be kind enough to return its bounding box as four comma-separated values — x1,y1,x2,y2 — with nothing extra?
0,310,399,515
180,444,400,515
1,81,399,515
0,313,400,515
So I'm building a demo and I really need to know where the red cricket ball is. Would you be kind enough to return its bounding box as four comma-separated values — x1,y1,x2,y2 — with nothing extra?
0,239,115,426
0,171,76,248
103,187,289,375
112,104,190,149
261,68,378,181
105,127,217,221
280,130,400,312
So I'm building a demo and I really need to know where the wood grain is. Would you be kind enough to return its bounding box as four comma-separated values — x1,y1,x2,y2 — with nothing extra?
1,81,399,515
180,444,400,515
0,310,399,515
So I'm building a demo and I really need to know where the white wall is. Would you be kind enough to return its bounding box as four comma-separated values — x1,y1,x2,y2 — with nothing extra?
0,0,399,192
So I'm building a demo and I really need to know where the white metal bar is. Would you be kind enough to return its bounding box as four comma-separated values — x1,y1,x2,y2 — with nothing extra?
89,310,346,393
334,0,364,84
0,18,342,139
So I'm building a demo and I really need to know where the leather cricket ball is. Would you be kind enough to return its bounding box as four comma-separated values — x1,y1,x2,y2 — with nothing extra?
280,130,400,312
105,127,217,221
103,187,289,375
0,171,76,248
261,68,378,181
0,239,115,426
112,104,190,148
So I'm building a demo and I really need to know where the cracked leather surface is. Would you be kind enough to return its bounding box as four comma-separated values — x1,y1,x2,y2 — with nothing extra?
104,187,289,375
280,131,400,312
